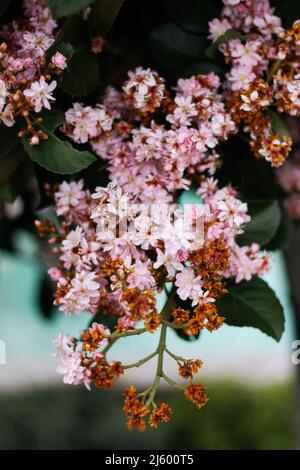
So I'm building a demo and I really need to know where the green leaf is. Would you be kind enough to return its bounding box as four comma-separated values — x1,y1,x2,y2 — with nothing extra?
267,110,291,140
0,180,17,202
271,0,300,27
61,46,100,96
216,277,285,341
56,16,87,47
206,29,242,60
265,206,293,250
237,199,281,247
0,125,23,189
181,61,223,77
48,0,96,20
21,108,96,174
164,0,222,34
149,22,209,71
88,0,124,36
89,311,119,330
0,125,19,162
54,17,100,96
0,0,11,16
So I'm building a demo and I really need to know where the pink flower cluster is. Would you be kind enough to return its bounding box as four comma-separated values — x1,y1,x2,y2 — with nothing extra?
49,64,269,322
122,67,165,113
210,0,282,92
63,70,237,195
207,0,300,167
53,324,110,389
50,175,269,324
0,0,65,129
63,103,114,144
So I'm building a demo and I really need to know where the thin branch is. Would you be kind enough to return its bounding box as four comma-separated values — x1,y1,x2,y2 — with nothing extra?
162,372,185,391
163,320,189,330
123,351,158,369
145,321,167,407
165,348,186,363
102,327,147,356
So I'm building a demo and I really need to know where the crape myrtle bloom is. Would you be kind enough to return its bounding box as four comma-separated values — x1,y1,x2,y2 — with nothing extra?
207,0,300,166
63,69,237,197
122,67,166,114
0,0,68,143
46,176,268,429
35,61,273,430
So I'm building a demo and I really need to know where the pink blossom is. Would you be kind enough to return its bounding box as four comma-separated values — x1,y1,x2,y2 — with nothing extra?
51,51,67,69
154,246,183,278
24,76,56,112
48,267,62,282
208,18,231,41
127,261,156,290
175,267,203,302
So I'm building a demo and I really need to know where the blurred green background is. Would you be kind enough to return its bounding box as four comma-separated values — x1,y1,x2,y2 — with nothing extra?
0,381,293,449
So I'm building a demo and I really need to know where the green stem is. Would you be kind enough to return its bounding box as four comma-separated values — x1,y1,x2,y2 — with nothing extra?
165,348,186,363
267,59,283,82
123,351,158,369
162,372,185,391
145,321,167,407
159,285,176,321
144,284,177,406
102,327,147,357
164,320,189,330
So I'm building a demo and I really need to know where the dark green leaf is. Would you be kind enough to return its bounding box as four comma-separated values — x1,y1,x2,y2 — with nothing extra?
182,61,223,77
271,0,300,28
0,180,17,202
206,29,242,60
0,0,11,16
38,275,56,320
53,16,100,96
61,46,100,96
265,205,293,250
267,110,291,140
21,108,96,174
0,125,19,161
164,0,222,34
56,16,87,47
149,22,209,71
48,0,96,20
89,311,119,330
88,0,124,36
217,277,285,341
237,199,281,247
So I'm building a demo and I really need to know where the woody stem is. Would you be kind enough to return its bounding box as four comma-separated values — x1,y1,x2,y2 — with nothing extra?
165,348,186,363
123,350,158,369
145,321,167,407
102,327,147,357
162,372,185,391
145,284,176,406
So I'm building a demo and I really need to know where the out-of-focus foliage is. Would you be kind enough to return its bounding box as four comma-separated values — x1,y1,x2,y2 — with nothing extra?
0,381,293,449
